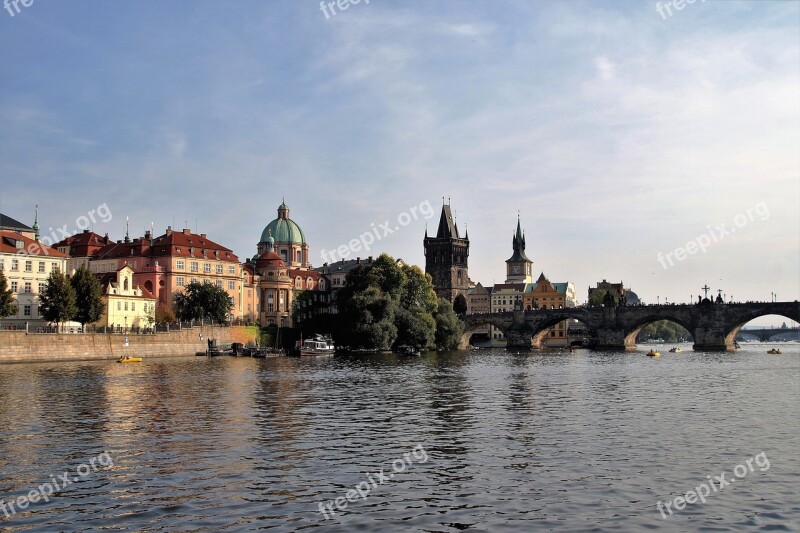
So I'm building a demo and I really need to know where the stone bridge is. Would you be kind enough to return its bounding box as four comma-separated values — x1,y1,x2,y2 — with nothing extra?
461,301,800,352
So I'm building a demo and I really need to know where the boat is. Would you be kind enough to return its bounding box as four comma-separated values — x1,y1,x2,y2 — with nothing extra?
298,334,335,356
767,349,782,354
646,350,661,357
395,345,421,356
734,341,741,349
117,356,142,363
668,347,682,353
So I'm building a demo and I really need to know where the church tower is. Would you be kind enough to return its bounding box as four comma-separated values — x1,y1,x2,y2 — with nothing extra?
424,201,469,302
505,216,533,283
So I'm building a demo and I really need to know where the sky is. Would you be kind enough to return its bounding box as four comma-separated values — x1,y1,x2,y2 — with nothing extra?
0,0,798,319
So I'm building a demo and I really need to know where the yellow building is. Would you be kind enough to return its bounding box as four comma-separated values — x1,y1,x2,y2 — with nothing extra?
95,266,157,331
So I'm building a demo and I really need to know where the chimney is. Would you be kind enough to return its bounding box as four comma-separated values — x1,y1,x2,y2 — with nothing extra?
368,256,373,263
200,233,206,239
183,228,191,235
166,226,173,236
144,230,151,240
356,257,361,264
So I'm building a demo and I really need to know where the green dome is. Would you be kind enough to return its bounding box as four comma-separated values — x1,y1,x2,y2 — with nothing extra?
260,217,305,244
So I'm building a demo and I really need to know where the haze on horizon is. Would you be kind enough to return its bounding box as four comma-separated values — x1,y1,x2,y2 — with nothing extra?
1,0,797,325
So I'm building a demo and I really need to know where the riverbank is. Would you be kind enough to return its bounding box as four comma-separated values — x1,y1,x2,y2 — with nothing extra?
0,326,258,364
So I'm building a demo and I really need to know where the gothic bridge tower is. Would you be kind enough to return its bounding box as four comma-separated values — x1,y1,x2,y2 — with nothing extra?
424,201,469,302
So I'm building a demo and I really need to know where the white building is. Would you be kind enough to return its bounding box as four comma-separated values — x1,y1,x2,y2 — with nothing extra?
0,229,69,327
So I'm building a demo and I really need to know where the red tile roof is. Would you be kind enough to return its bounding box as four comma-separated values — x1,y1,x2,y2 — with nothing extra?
0,231,69,258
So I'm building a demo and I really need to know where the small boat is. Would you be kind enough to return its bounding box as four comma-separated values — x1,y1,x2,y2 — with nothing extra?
734,341,741,349
669,347,682,353
117,356,142,363
767,349,782,354
646,350,661,357
395,345,421,356
298,334,335,356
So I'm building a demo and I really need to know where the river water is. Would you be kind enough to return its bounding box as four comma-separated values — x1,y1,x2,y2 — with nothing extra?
0,343,798,532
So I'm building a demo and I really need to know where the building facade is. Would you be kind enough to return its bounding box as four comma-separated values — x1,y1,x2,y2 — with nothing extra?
0,229,69,327
95,265,157,330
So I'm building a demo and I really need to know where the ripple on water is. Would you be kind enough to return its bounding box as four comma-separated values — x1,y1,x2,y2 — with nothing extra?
0,345,797,531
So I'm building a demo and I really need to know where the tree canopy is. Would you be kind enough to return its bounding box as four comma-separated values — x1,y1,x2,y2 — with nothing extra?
173,281,233,323
303,253,464,351
39,269,77,326
71,266,104,326
0,269,16,318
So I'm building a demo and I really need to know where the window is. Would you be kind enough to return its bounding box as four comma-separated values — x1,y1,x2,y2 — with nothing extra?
216,264,223,274
38,262,45,273
39,283,46,293
23,305,31,317
117,302,121,310
11,259,18,271
190,262,198,272
11,281,18,292
268,303,274,312
228,280,235,290
132,302,135,311
216,280,222,288
0,258,4,270
177,277,185,286
51,263,58,272
24,282,31,293
25,260,32,272
204,263,211,273
124,302,128,311
191,278,197,284
228,266,235,275
176,260,185,270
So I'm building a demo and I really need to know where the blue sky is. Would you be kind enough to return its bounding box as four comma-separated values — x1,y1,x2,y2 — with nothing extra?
1,0,798,314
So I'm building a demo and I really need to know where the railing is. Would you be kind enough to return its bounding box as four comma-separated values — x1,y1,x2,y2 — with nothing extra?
0,319,232,335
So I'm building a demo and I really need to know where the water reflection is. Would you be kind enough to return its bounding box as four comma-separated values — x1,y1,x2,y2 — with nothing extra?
0,344,797,532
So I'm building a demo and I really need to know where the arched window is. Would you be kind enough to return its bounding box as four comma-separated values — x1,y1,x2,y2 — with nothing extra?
123,278,129,291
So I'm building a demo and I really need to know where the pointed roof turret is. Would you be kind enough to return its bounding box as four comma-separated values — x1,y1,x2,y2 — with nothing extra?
537,271,547,282
435,204,460,239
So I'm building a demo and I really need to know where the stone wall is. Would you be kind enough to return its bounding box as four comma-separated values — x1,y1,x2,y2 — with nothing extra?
0,326,258,364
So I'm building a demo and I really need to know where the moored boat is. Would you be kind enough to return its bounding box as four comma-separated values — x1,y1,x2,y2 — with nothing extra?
298,334,335,356
395,345,421,356
767,348,781,354
117,356,142,363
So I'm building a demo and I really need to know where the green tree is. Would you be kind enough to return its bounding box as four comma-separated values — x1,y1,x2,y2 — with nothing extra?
173,281,234,323
0,269,16,318
39,269,77,329
636,320,692,342
70,266,104,327
433,297,464,351
588,289,620,308
453,293,468,315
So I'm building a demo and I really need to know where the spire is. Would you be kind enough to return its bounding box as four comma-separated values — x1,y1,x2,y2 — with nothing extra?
124,216,130,243
464,223,469,240
435,204,459,239
33,204,40,241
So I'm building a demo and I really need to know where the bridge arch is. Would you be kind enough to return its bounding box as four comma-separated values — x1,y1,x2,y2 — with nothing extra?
623,314,695,350
724,311,800,348
460,313,514,349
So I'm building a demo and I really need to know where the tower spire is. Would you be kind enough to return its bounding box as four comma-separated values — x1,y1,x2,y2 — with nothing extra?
33,204,40,241
124,216,130,243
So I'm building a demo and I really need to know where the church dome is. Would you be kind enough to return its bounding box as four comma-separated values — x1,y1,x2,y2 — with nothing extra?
259,201,306,245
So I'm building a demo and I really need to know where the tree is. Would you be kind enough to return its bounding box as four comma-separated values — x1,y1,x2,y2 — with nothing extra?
70,266,104,327
173,281,233,323
636,320,692,343
155,304,176,325
39,269,77,329
433,298,464,351
0,269,16,318
589,289,620,308
453,293,468,315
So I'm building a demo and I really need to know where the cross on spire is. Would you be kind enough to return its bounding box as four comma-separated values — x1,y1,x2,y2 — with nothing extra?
701,284,710,298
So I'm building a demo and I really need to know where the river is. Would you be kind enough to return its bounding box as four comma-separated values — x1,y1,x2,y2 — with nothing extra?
0,343,797,532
